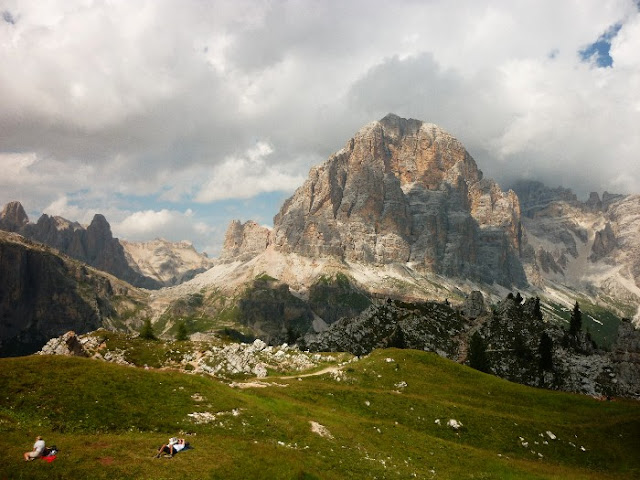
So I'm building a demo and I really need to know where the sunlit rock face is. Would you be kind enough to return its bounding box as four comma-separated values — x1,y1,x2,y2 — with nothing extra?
270,114,525,286
121,238,214,286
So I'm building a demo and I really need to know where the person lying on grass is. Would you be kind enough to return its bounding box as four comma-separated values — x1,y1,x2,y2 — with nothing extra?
155,437,186,457
23,435,45,461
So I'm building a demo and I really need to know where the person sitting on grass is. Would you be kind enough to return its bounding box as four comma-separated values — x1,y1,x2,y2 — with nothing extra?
155,437,186,457
23,436,46,461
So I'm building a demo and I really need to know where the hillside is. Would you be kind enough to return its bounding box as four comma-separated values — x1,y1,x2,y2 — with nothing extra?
1,350,639,479
0,230,151,356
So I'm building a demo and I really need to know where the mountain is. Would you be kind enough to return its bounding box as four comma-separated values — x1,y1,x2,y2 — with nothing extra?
0,203,214,289
511,181,640,321
0,230,150,356
222,114,525,287
3,114,640,399
121,238,214,287
160,114,637,345
0,202,161,289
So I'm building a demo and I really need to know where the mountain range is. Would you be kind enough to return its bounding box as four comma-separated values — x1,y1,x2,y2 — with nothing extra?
1,114,639,397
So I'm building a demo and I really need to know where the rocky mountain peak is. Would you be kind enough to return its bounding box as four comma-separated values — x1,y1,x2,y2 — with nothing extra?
0,202,161,289
88,213,111,234
267,115,525,286
352,113,482,189
0,201,29,232
220,220,271,262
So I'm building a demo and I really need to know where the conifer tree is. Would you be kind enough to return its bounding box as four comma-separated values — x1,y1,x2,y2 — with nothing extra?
569,301,582,336
139,319,156,340
538,332,553,371
533,297,543,320
176,321,188,341
469,332,490,373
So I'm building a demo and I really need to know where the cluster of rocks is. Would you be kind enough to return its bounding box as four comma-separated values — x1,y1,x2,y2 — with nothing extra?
301,299,467,358
37,331,334,379
191,339,320,377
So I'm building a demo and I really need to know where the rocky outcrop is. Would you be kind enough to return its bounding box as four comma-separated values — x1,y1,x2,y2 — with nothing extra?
220,220,271,262
0,202,161,289
302,293,640,398
121,238,214,286
302,299,467,358
38,330,343,379
267,114,525,287
590,223,617,262
510,180,578,218
0,231,147,356
38,331,89,357
461,291,486,319
0,201,29,232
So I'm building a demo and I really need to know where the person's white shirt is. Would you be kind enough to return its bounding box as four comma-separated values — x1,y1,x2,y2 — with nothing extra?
34,439,45,455
173,442,185,452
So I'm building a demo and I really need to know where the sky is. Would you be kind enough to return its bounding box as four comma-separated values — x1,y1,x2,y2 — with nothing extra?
1,0,639,256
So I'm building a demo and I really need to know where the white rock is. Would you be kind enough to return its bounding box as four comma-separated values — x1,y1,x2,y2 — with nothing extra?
447,419,463,430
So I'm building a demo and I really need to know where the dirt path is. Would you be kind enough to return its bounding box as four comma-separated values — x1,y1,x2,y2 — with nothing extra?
230,365,342,389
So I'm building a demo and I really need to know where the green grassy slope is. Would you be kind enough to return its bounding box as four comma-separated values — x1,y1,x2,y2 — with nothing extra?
1,350,638,479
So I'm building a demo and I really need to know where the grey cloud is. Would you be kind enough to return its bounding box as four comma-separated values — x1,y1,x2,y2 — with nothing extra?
1,0,639,250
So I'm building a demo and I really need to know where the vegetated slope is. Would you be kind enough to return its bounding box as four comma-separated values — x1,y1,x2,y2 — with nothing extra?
0,231,150,356
0,350,638,479
302,295,640,398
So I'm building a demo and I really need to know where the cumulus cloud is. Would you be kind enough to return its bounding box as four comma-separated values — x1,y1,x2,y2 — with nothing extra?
113,208,218,250
1,0,639,251
195,142,306,202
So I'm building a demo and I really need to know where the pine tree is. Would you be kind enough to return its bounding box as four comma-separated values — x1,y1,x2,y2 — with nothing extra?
469,332,490,373
533,297,543,320
176,321,188,341
139,319,156,340
538,332,553,371
569,301,582,336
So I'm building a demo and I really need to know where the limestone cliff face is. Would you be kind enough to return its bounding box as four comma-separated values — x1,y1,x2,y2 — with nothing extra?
220,220,272,262
512,181,640,322
121,238,214,286
0,203,161,289
0,231,146,356
269,114,526,286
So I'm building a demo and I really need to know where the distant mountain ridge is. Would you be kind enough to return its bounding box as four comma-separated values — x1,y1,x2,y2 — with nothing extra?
0,201,160,288
121,238,214,286
0,202,213,289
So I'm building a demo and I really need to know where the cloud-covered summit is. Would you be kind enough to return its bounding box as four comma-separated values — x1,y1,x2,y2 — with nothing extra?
1,0,639,254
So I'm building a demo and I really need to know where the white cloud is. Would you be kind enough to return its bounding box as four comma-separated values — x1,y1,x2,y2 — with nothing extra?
42,196,87,223
114,208,212,241
195,142,305,202
1,0,639,252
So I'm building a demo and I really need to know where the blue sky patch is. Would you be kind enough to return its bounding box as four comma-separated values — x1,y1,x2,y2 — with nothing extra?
579,23,622,67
